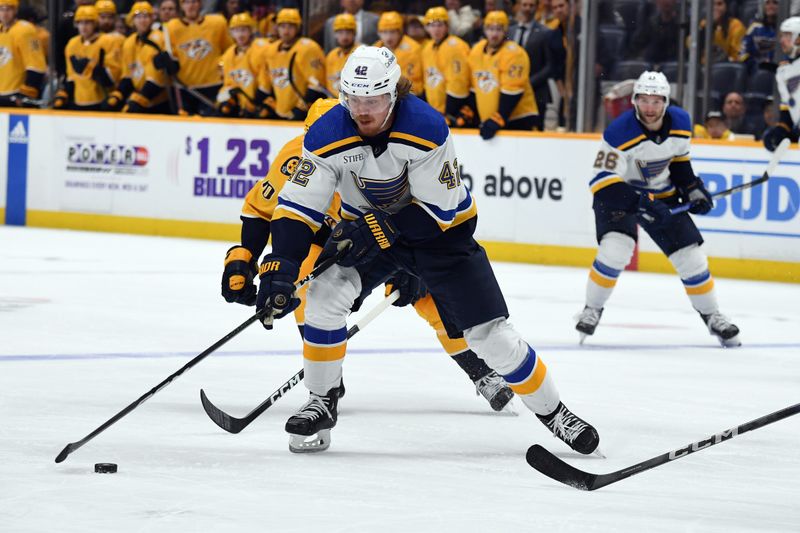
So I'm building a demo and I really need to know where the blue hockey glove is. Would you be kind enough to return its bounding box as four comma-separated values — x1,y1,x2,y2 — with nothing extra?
680,179,714,215
221,246,257,306
386,271,427,307
636,194,671,228
763,125,790,152
322,211,399,268
479,114,504,140
256,254,300,329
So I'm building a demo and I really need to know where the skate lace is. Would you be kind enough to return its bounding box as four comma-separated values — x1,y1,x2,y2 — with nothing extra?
474,372,506,401
576,307,602,326
547,406,587,444
295,395,332,422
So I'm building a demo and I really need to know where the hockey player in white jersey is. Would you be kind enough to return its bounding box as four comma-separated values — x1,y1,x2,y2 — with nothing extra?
575,71,741,347
257,45,600,454
763,17,800,152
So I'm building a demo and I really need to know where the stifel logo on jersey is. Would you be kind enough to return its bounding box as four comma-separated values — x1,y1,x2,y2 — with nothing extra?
179,39,212,60
474,71,498,93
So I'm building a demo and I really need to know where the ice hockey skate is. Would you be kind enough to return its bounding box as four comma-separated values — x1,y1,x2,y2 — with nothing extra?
701,312,741,347
575,306,603,344
535,401,600,455
474,371,516,413
285,387,339,453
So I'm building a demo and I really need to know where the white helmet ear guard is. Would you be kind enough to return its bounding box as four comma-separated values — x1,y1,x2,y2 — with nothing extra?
780,16,800,59
339,45,402,128
632,70,670,121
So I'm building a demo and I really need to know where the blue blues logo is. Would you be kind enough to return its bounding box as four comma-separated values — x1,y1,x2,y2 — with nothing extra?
350,163,409,210
635,157,672,182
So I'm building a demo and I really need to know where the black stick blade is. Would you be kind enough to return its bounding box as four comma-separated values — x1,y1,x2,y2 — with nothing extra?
55,445,74,463
526,445,599,491
200,389,243,434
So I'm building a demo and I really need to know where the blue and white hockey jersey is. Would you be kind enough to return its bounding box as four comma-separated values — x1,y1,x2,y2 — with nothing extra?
776,55,800,126
589,107,693,200
273,96,476,234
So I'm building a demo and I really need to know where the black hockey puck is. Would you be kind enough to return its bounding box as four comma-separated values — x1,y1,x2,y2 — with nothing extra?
94,463,118,474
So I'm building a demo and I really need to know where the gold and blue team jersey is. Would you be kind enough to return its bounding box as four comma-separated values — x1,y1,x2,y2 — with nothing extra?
64,33,121,105
468,38,537,122
220,38,270,108
374,35,423,96
422,35,471,115
164,15,232,89
242,134,340,222
120,30,168,105
324,43,357,97
273,97,476,234
589,106,693,200
258,37,326,119
0,19,46,96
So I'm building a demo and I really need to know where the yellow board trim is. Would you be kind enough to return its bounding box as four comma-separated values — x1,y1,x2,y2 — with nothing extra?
11,211,800,284
312,135,362,157
26,210,240,241
509,358,547,395
303,342,347,362
589,269,617,288
617,134,646,151
389,131,439,150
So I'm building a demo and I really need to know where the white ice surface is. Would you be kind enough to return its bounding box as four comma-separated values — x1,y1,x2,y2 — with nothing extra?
1,226,798,532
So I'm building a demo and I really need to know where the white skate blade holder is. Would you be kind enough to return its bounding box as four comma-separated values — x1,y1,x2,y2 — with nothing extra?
289,429,331,453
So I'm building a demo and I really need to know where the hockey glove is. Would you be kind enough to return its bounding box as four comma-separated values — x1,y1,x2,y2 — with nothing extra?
679,179,714,215
763,124,790,152
124,99,146,113
636,194,671,228
386,271,427,307
153,51,180,75
322,211,399,269
103,91,125,112
256,254,300,329
479,113,504,140
221,245,257,306
53,89,69,109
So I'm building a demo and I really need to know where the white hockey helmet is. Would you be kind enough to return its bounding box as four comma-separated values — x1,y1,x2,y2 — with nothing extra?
780,16,800,58
339,45,402,124
631,70,670,121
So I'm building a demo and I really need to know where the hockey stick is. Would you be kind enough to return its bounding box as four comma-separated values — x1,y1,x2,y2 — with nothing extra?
670,138,790,215
54,248,345,463
200,289,400,433
526,401,800,491
160,25,186,115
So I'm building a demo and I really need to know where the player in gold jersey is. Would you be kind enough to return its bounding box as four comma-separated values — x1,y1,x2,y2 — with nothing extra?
324,13,358,97
217,12,270,118
256,8,326,120
374,11,423,96
104,2,170,114
56,5,121,110
95,1,124,53
0,0,46,107
159,0,231,114
467,10,537,139
421,7,475,127
222,98,515,411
